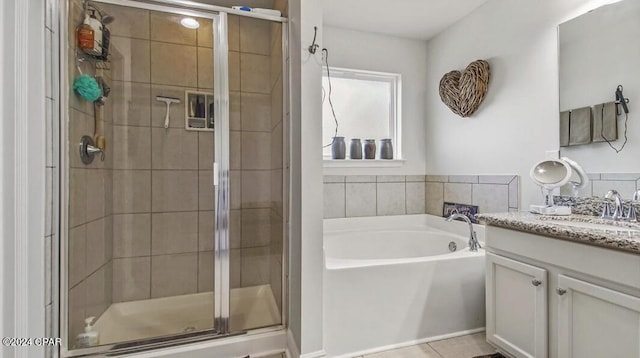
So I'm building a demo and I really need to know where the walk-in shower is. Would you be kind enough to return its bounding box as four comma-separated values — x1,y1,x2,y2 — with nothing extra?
60,0,288,355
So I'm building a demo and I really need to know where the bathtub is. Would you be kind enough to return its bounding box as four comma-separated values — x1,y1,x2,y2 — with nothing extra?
323,214,486,357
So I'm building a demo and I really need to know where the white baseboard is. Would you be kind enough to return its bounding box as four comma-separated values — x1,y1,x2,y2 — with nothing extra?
300,350,326,358
329,327,486,358
286,329,300,358
285,330,326,358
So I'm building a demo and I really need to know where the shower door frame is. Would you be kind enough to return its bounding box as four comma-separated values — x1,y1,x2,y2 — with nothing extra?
58,0,288,356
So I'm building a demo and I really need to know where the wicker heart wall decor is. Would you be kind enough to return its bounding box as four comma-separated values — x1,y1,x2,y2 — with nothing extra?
439,59,490,118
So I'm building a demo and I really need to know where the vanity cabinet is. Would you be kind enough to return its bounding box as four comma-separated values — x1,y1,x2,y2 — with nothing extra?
557,275,640,358
486,253,547,358
484,227,640,358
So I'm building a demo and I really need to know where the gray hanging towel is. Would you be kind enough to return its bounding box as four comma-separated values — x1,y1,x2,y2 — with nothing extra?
560,110,570,147
592,102,618,142
568,106,592,145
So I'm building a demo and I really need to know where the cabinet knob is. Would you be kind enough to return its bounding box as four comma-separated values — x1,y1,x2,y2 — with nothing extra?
557,288,567,295
531,279,542,287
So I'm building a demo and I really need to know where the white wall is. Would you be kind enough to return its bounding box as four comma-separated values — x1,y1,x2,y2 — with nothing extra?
289,0,325,356
559,0,640,173
1,0,46,357
424,0,622,208
0,0,7,351
288,0,302,347
322,26,428,176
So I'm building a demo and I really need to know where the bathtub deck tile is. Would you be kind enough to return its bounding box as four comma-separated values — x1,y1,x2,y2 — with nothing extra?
324,183,346,219
346,183,377,217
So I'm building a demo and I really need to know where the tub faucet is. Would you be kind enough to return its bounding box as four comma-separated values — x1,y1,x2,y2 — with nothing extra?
446,213,481,252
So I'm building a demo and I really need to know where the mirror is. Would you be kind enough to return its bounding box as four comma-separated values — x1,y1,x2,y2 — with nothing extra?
558,0,640,174
530,158,588,214
530,160,572,189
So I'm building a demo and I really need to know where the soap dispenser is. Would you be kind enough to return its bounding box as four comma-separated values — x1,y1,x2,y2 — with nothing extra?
77,15,95,51
76,316,100,348
87,10,103,50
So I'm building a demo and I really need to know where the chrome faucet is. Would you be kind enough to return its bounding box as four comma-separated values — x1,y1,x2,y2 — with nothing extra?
601,190,625,220
446,213,481,252
627,190,640,222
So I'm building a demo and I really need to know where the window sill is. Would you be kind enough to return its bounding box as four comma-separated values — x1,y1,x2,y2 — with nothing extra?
323,159,405,168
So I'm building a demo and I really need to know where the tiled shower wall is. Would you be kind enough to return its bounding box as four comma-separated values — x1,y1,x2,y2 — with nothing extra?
93,6,284,304
231,14,283,298
269,9,286,312
63,3,286,339
68,0,114,340
323,175,520,219
99,4,219,305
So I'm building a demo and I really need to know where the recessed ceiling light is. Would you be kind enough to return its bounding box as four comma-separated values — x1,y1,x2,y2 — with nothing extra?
181,17,200,29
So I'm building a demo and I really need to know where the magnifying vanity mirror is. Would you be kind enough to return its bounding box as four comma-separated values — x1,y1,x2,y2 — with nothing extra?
558,0,640,180
529,157,588,215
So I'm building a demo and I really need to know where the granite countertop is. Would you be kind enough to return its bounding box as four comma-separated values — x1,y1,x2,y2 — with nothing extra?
477,212,640,254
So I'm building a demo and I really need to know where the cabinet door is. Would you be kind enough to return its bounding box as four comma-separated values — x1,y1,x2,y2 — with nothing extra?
557,275,640,358
486,253,548,358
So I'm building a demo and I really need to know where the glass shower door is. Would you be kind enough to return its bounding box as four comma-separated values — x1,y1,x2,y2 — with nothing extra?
64,0,285,355
223,15,285,332
65,0,222,353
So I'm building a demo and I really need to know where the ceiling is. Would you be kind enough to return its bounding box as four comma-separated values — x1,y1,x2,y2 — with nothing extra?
323,0,488,40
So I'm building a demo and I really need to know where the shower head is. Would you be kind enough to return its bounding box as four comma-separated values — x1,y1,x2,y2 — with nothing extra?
101,14,115,25
88,4,115,24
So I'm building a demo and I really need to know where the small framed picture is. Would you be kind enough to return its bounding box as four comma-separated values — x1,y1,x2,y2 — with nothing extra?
443,202,479,223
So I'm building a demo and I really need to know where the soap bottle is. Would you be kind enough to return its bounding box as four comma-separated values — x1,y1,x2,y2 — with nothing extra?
76,316,100,348
87,10,103,54
77,15,95,51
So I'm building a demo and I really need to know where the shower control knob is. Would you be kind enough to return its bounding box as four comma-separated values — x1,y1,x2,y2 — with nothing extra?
557,288,567,295
531,279,542,287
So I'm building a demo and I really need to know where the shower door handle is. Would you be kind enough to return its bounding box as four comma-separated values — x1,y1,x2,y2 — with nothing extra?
213,162,219,186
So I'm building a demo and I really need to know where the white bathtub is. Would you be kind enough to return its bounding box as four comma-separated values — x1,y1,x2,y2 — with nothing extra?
323,214,486,357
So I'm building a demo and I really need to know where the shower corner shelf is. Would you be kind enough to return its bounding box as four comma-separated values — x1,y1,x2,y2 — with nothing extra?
185,90,214,132
76,50,111,71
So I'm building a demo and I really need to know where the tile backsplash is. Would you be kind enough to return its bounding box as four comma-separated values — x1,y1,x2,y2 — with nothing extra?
557,172,640,216
561,173,640,199
323,174,520,219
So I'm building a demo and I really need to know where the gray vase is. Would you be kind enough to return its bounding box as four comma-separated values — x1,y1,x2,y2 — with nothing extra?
350,138,362,159
331,137,346,159
380,138,393,159
364,139,376,159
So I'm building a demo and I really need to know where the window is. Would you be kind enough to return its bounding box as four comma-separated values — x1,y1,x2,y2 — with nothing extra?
322,67,401,159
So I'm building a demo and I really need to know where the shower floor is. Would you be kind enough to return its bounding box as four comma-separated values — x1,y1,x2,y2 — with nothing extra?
92,285,281,345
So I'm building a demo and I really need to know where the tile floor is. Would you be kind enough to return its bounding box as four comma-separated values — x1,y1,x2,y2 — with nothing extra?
355,333,498,358
258,332,498,358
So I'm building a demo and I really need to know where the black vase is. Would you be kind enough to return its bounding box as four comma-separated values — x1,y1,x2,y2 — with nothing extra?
380,139,393,159
350,139,362,159
364,139,376,159
331,137,346,159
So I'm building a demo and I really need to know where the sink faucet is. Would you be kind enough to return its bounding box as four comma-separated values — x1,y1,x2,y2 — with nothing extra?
446,213,481,252
627,190,640,222
601,190,625,220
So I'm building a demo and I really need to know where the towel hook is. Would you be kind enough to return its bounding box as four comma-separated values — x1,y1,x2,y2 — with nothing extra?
615,85,630,114
308,26,319,54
